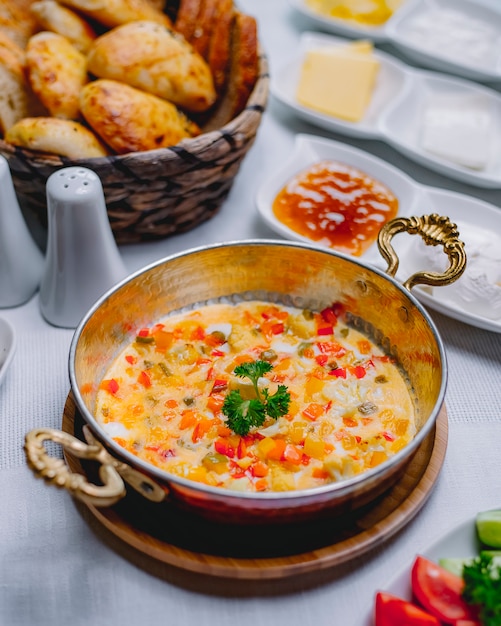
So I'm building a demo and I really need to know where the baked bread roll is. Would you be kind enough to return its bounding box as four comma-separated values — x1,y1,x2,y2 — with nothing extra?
205,11,258,130
0,0,38,48
30,0,97,53
174,0,202,44
5,117,109,157
87,20,216,113
189,0,218,60
207,0,234,94
57,0,172,29
26,31,88,120
0,36,45,135
80,79,201,154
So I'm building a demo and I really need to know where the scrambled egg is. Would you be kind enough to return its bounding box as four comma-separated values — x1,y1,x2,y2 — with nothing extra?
95,301,416,493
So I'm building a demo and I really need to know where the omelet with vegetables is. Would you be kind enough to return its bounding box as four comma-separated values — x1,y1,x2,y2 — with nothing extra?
95,301,416,493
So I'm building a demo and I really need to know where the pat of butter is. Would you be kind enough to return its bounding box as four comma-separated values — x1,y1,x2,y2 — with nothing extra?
296,42,380,122
420,93,491,170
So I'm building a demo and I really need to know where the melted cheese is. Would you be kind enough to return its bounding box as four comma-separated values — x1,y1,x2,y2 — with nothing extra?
95,301,416,493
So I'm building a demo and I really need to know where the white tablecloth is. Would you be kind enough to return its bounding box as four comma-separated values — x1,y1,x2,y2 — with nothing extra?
2,2,501,624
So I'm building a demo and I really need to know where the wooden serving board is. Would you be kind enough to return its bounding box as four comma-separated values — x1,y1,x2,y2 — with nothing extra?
62,393,447,580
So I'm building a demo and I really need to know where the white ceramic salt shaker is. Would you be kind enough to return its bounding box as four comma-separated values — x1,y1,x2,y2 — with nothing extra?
39,167,128,328
0,155,44,307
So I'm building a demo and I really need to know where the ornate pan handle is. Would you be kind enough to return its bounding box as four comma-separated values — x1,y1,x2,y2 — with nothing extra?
377,214,467,291
25,426,167,507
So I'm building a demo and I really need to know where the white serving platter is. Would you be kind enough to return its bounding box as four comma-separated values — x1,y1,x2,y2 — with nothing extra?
358,508,494,625
256,134,501,332
289,0,501,82
271,32,501,188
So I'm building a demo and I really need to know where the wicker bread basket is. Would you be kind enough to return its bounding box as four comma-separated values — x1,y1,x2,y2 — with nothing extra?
0,49,268,245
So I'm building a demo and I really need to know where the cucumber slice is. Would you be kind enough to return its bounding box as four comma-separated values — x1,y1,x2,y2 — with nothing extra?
438,557,474,577
476,509,501,548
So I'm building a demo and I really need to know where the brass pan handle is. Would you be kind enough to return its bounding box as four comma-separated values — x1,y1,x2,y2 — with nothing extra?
25,426,167,507
377,214,466,291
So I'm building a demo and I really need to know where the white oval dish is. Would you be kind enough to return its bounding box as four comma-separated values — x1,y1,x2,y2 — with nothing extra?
0,317,16,387
271,31,501,188
358,509,490,625
289,0,501,82
255,133,501,332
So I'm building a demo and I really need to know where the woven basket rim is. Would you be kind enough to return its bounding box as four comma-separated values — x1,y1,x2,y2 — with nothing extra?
0,48,269,167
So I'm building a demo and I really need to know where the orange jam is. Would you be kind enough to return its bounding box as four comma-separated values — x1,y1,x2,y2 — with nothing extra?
272,160,399,256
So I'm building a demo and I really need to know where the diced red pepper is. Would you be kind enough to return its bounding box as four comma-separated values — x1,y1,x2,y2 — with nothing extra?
100,378,119,394
214,438,235,458
211,349,226,357
317,325,333,336
125,355,136,365
211,379,228,393
329,367,347,378
137,370,152,388
382,431,396,442
315,354,328,366
137,328,150,337
271,322,284,335
320,306,338,326
352,365,366,379
237,438,248,459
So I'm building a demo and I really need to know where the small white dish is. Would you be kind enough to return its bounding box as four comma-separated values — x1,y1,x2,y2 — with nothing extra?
288,0,392,43
256,133,422,264
272,32,408,140
386,0,501,83
393,187,501,334
271,31,501,188
358,510,487,625
289,0,501,82
256,134,501,332
0,317,16,386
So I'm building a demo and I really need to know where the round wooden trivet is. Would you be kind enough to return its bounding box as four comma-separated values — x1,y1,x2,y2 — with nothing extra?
62,393,448,580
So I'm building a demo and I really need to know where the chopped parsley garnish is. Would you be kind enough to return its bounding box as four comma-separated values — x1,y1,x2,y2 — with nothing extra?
462,554,501,626
222,360,291,436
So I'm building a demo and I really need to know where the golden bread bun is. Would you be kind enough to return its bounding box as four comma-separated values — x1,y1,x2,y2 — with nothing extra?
0,37,46,134
5,116,109,157
205,11,258,130
189,0,219,60
57,0,172,29
87,20,216,113
80,79,201,154
174,0,201,43
30,0,97,53
26,31,88,120
0,0,38,48
206,0,234,94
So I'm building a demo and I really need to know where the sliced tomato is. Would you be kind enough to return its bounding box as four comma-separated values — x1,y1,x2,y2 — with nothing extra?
411,556,478,624
454,621,481,626
375,592,440,625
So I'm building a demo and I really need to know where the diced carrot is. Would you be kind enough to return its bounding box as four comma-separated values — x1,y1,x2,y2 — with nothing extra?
251,461,269,477
343,416,358,428
254,478,268,491
312,468,329,480
179,410,198,430
207,394,224,414
266,438,286,461
192,419,212,442
165,399,178,409
302,402,324,421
